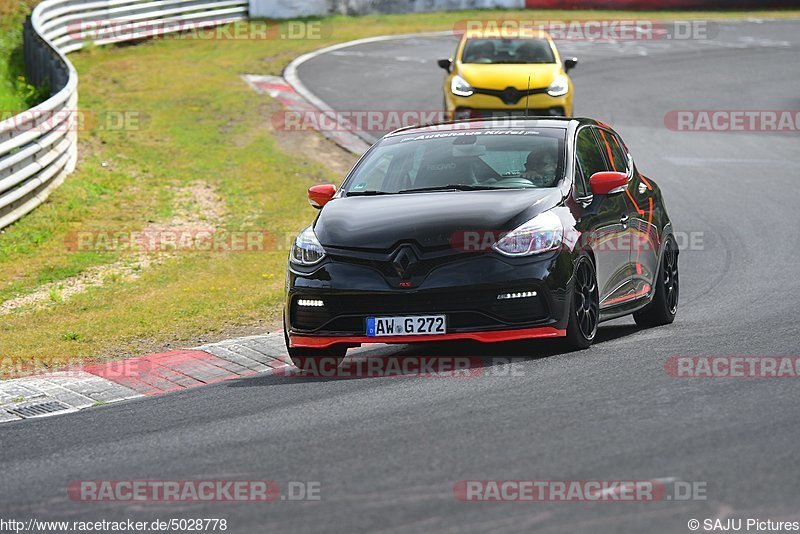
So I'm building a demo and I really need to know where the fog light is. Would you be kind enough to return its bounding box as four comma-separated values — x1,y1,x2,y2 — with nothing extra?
497,291,537,300
297,299,324,307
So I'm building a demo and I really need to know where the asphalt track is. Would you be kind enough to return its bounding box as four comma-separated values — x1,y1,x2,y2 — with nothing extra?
2,19,800,534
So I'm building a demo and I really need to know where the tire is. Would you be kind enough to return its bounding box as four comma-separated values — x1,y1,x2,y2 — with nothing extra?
633,235,679,327
564,256,599,350
283,320,346,374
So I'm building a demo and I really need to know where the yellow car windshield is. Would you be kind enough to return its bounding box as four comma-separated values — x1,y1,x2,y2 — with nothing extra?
462,38,555,65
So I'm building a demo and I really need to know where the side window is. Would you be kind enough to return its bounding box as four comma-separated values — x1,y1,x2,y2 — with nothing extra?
574,161,589,198
596,129,628,173
614,133,631,172
575,128,608,180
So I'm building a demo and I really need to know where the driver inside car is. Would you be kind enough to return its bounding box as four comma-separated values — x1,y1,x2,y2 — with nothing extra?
522,148,557,186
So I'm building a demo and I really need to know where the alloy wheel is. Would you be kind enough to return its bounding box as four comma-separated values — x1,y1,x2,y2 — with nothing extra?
574,260,599,340
663,240,679,314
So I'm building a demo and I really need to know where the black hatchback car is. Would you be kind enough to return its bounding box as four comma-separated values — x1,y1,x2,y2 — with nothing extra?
284,118,678,370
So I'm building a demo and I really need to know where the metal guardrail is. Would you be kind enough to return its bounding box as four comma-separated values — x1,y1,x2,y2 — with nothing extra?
0,0,248,230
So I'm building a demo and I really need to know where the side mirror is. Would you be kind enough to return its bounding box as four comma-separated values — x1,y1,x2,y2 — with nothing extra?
437,58,452,73
589,171,628,195
564,57,578,73
308,184,337,209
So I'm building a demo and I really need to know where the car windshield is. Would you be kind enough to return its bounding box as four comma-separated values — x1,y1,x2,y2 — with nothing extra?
461,38,556,64
343,128,567,195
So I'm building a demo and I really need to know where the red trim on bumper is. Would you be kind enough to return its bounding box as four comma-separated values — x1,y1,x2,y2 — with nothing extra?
290,326,566,349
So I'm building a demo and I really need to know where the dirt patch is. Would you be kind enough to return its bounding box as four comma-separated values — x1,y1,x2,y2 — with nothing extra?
0,257,156,314
0,180,226,315
168,180,226,228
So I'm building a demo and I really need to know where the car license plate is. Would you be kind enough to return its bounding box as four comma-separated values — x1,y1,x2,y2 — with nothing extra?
366,315,446,337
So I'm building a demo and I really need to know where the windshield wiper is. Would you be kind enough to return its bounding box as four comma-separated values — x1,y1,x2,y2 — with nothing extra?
398,184,499,193
346,190,393,196
347,185,500,196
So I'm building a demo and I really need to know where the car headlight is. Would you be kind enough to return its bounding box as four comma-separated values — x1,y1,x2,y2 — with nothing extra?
546,74,569,97
451,75,474,97
290,225,326,266
492,212,563,257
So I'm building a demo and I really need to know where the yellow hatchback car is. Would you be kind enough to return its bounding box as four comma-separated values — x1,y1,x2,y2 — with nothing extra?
438,29,577,119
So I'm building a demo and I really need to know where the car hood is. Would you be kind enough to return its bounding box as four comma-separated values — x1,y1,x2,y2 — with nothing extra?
314,189,563,251
458,63,561,91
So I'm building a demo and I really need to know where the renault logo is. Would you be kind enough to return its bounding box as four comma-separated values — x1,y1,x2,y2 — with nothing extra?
391,246,417,278
501,87,521,105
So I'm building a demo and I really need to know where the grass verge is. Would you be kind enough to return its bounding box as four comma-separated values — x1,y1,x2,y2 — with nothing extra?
0,8,798,374
0,0,48,114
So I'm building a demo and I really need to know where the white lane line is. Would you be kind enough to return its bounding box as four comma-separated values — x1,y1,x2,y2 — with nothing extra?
283,31,451,148
0,371,144,422
0,409,21,422
329,50,431,63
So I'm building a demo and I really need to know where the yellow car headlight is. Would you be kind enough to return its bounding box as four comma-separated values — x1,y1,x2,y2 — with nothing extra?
451,75,474,97
547,74,569,97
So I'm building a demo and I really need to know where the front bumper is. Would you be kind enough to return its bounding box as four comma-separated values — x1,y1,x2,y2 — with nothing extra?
453,107,567,120
290,326,566,349
445,92,572,120
285,251,574,349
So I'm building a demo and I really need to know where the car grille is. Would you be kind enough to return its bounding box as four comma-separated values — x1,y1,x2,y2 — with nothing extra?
471,85,549,105
326,248,464,281
455,107,566,119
